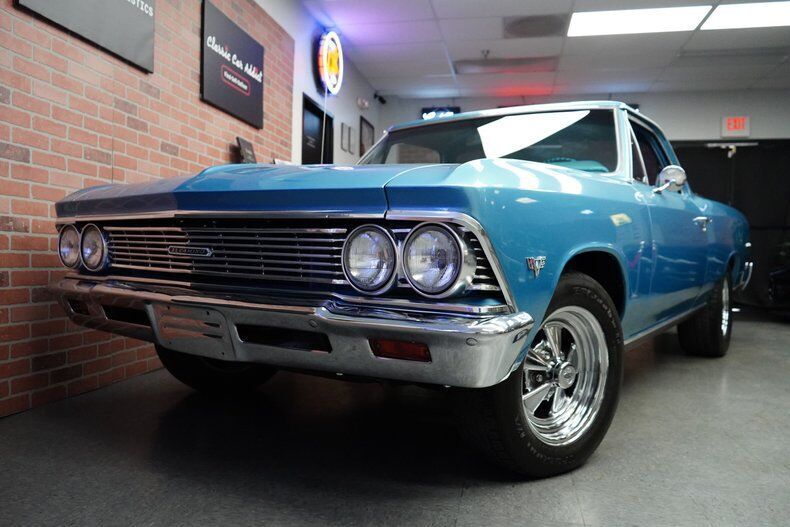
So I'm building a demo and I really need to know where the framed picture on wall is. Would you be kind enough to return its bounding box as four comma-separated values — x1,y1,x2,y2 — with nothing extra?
359,116,374,157
340,122,349,152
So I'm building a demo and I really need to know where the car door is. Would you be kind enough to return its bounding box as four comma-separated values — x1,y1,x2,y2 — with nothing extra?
630,119,709,321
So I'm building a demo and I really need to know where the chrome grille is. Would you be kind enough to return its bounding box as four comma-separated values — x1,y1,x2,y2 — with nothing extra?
102,221,501,293
106,226,347,284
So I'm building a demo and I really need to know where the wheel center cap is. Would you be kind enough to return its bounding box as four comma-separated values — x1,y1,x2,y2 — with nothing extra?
556,362,577,389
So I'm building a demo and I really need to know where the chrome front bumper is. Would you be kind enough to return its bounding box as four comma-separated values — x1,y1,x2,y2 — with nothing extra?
51,277,534,388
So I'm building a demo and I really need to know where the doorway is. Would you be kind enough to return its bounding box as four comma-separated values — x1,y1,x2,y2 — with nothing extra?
302,95,333,164
673,140,790,308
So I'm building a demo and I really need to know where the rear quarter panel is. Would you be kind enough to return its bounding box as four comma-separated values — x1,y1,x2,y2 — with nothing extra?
694,194,750,295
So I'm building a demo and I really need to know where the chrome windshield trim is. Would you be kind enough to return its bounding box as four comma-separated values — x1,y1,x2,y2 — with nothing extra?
385,210,517,313
387,100,632,132
56,209,384,225
65,273,510,316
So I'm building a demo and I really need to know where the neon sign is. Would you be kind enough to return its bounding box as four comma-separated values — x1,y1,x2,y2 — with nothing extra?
318,31,344,95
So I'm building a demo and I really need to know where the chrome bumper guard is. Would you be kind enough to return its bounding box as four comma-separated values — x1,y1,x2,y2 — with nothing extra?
51,277,534,388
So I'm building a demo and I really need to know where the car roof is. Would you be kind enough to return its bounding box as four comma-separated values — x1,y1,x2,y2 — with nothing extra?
388,100,660,134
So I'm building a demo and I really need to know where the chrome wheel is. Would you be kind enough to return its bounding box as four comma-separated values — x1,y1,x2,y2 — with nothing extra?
721,277,730,336
522,306,608,446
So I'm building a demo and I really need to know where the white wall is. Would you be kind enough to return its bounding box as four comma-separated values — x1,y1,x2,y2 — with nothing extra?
257,0,383,164
380,90,790,141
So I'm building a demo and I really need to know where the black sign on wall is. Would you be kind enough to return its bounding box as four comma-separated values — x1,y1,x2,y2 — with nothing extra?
201,1,264,129
15,0,155,72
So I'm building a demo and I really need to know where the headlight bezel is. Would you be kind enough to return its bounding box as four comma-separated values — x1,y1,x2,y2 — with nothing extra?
79,223,108,272
401,222,476,299
341,224,399,295
58,224,81,268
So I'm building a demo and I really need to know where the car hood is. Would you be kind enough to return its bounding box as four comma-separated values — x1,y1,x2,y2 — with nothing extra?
56,163,459,218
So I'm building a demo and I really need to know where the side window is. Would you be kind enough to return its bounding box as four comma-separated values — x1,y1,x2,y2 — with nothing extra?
630,121,669,186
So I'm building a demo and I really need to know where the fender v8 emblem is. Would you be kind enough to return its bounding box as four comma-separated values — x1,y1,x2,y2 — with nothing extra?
526,256,547,278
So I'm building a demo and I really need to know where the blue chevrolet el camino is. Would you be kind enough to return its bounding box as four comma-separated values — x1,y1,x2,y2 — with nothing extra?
51,101,752,476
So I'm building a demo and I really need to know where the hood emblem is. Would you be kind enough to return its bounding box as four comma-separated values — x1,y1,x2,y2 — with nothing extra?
168,246,213,258
526,256,547,278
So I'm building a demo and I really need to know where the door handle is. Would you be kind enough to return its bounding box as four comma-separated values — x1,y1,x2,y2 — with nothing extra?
693,216,711,232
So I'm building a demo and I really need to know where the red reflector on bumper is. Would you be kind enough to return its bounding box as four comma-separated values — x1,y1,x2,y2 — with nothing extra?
369,339,431,362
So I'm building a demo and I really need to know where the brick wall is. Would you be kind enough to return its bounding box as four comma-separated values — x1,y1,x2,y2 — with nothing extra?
0,0,294,417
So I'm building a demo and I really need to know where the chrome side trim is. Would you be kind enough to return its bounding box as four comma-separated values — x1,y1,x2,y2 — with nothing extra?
385,210,517,313
65,273,511,316
736,261,753,291
56,209,384,225
623,305,705,349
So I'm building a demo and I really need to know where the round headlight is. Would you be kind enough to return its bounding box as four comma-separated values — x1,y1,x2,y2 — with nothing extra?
403,224,473,297
80,224,106,271
342,225,397,294
58,225,81,268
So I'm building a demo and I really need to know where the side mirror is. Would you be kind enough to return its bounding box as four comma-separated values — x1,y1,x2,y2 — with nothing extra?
654,165,687,194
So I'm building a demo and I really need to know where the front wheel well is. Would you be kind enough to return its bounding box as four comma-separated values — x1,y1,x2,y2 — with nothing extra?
562,251,626,318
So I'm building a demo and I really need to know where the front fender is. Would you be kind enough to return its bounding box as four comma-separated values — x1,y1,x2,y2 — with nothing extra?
386,158,653,377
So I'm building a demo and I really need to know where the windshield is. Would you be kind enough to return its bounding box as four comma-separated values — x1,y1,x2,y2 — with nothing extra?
359,109,619,173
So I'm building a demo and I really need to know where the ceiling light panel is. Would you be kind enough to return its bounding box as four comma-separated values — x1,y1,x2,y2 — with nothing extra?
567,6,712,37
701,1,790,30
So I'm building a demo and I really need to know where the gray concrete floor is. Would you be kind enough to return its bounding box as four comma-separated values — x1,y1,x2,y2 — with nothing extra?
1,310,788,527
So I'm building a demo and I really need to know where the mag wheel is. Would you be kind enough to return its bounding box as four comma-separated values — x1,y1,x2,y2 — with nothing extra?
522,306,609,446
156,345,277,394
456,272,623,477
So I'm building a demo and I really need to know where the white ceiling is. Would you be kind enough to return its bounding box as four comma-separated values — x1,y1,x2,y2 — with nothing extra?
303,0,790,98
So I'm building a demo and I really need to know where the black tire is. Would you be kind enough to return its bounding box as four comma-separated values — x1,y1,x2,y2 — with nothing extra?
156,345,277,394
678,275,732,358
455,271,623,478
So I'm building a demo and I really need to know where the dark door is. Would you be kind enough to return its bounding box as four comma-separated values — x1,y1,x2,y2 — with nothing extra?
302,95,333,164
673,140,790,308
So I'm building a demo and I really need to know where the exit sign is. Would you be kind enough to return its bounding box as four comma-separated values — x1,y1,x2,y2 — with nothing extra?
722,116,750,138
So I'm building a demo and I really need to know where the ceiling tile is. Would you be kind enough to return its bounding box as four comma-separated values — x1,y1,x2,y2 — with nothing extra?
684,27,790,50
340,20,442,46
752,77,790,89
658,64,776,82
563,32,691,55
439,17,504,40
555,68,663,84
574,0,714,10
553,81,653,95
431,0,573,19
650,79,755,92
304,0,435,24
559,52,678,70
345,42,448,63
354,60,453,77
456,72,556,89
766,62,790,79
671,52,788,68
446,37,564,60
366,74,457,94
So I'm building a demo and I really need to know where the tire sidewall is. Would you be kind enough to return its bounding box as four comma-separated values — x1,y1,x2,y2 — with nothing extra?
711,275,733,352
494,273,624,471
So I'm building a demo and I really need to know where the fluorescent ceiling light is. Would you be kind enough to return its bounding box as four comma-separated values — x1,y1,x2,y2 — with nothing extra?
702,1,790,30
567,6,712,37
